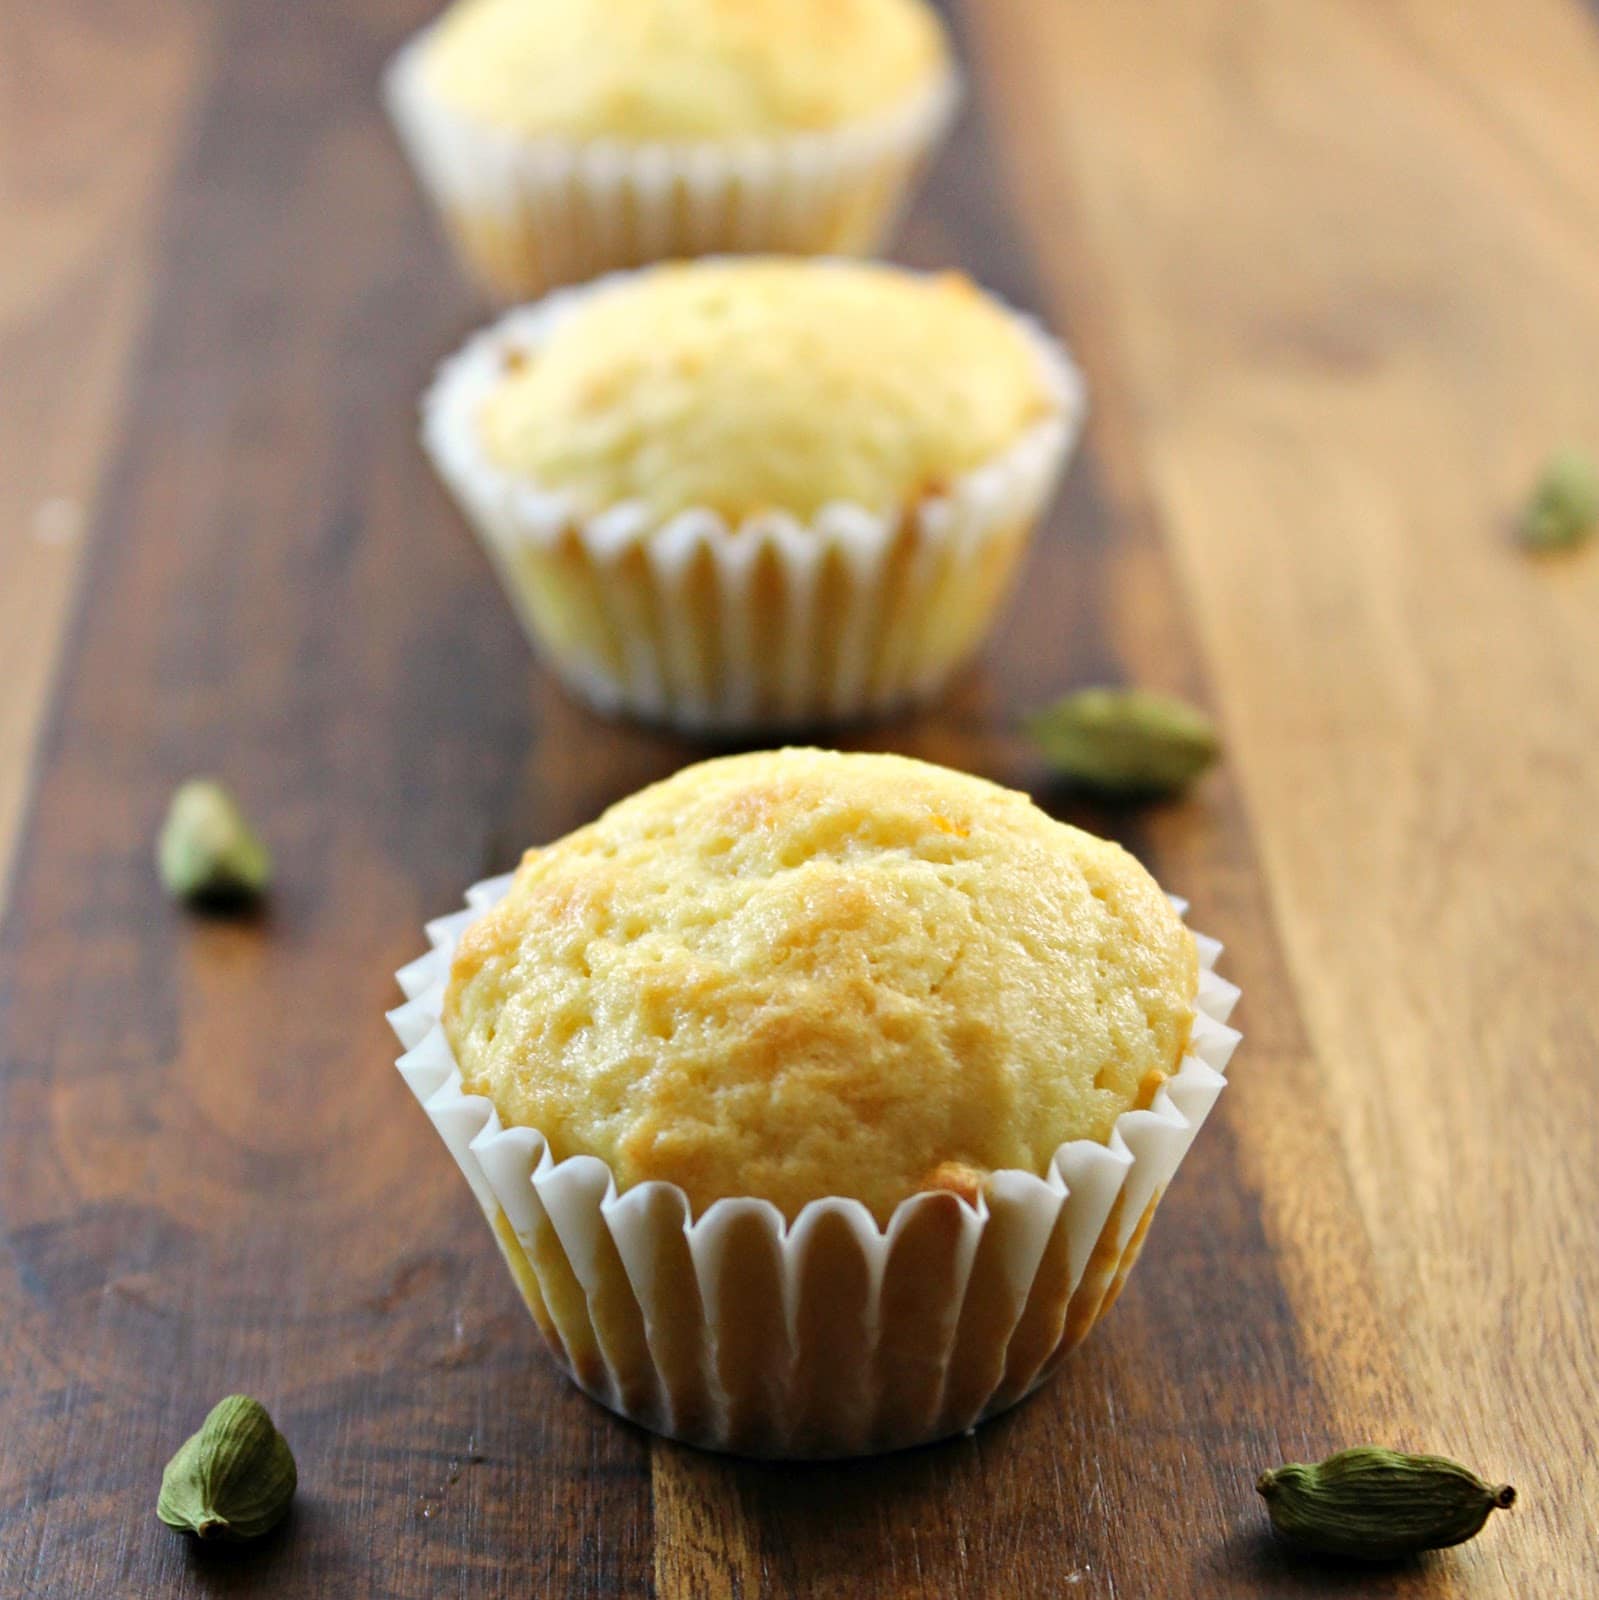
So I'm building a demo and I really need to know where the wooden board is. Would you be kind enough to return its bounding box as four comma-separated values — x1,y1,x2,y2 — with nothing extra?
2,0,1594,1593
0,0,213,903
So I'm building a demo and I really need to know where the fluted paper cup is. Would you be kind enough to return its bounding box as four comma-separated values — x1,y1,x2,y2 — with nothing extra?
420,269,1085,732
388,878,1240,1459
383,29,961,305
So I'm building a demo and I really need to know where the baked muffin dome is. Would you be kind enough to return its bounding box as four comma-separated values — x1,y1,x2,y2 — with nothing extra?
420,0,950,142
444,749,1197,1224
476,259,1054,523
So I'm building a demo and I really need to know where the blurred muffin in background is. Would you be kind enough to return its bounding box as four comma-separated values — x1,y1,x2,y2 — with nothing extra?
384,0,960,302
421,257,1084,730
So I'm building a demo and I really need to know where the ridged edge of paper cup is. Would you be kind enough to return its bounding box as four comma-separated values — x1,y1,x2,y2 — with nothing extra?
383,29,962,301
419,265,1086,731
388,877,1239,1458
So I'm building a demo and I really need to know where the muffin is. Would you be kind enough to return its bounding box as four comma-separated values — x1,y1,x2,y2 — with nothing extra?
383,0,960,302
390,750,1241,1457
421,258,1084,730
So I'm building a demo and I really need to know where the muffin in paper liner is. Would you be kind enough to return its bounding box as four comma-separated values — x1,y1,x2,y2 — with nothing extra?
383,29,960,305
388,876,1241,1459
419,271,1085,733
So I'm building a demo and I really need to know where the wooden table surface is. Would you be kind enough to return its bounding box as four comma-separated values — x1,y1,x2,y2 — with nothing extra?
4,0,1597,1594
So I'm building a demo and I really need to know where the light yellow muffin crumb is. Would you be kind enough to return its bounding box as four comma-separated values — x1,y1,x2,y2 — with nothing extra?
421,0,949,142
477,259,1053,523
445,750,1197,1224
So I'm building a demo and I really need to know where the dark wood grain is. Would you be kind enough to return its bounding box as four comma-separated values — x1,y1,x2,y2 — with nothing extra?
3,0,1590,1595
0,0,209,899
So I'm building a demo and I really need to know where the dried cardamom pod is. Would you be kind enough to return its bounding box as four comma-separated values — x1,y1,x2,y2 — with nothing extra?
157,778,272,904
158,1394,297,1541
1025,687,1219,797
1257,1446,1514,1561
1520,448,1599,550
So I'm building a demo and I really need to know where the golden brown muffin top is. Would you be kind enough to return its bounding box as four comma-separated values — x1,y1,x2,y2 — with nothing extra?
421,0,950,142
445,750,1197,1224
476,259,1054,524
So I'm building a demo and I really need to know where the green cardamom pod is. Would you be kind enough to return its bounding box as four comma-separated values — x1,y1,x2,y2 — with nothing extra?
1521,448,1599,550
157,1394,297,1541
1024,687,1220,797
157,779,272,904
1257,1446,1514,1561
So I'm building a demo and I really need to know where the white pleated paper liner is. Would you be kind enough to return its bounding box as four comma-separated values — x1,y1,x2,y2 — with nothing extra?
419,266,1086,733
383,29,962,304
388,877,1241,1459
